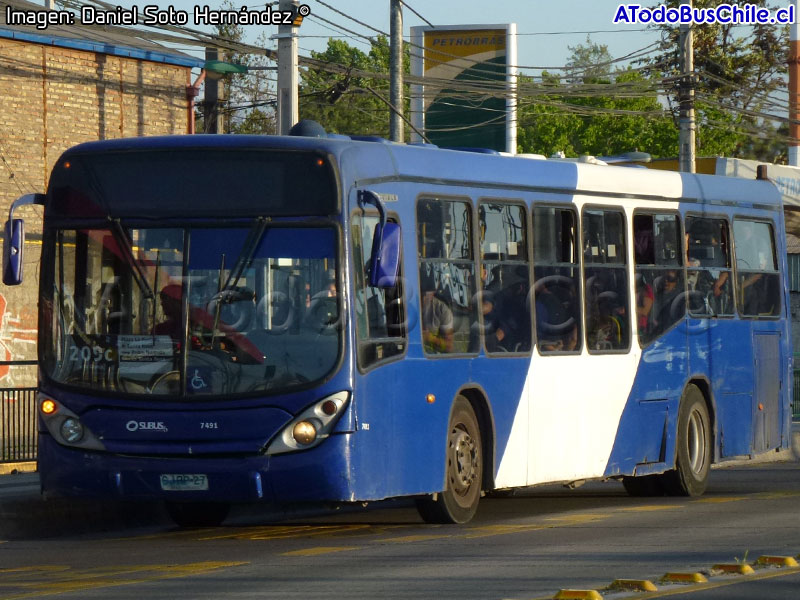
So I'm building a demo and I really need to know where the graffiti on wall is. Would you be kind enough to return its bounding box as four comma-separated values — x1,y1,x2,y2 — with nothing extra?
0,293,37,384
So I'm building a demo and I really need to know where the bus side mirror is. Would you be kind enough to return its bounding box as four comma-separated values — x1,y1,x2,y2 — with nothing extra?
2,193,45,286
3,218,24,286
369,221,401,289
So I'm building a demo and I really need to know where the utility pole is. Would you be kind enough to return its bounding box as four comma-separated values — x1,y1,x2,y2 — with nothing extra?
678,0,696,173
389,0,404,142
277,0,299,135
790,0,799,166
203,47,222,134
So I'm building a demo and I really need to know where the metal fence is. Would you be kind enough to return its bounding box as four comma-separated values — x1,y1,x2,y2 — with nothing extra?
0,387,38,463
794,369,800,421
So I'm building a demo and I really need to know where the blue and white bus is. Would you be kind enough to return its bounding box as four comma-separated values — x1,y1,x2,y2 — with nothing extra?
4,125,791,526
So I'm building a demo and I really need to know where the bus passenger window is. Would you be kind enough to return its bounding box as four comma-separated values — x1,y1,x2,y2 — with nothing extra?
353,213,407,368
583,208,630,352
633,213,684,345
417,198,478,355
686,217,733,317
478,202,531,354
734,219,781,317
532,207,581,353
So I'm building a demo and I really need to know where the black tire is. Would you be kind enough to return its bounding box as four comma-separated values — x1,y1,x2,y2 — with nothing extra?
165,501,230,528
662,385,712,496
416,396,483,524
622,474,664,497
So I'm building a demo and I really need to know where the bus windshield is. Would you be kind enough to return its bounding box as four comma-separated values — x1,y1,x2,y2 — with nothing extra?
41,224,341,398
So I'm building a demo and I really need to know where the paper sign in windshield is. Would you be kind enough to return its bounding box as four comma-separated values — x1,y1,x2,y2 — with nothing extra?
117,335,173,361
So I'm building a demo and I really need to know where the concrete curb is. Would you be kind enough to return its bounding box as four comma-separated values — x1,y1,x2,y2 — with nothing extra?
0,462,36,475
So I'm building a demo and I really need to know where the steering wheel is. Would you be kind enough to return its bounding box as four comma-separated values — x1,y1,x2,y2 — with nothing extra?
148,370,180,395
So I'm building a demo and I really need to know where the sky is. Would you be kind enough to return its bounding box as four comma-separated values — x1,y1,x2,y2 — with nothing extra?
105,0,664,74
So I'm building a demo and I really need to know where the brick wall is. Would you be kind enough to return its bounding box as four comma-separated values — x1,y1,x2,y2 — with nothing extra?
0,38,191,385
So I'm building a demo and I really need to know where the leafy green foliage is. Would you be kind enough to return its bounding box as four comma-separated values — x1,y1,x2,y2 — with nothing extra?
517,40,677,158
299,36,409,138
642,0,788,161
200,0,275,135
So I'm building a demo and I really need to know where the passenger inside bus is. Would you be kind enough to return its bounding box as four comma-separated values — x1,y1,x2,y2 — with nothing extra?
587,292,624,350
154,283,183,341
497,266,532,352
686,220,731,315
651,269,683,335
535,281,574,352
420,270,455,354
635,273,654,337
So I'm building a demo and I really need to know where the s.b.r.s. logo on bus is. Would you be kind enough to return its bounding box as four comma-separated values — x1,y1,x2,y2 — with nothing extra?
126,420,168,433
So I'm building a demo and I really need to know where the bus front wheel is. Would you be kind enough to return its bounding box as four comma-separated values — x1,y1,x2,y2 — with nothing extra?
416,396,483,524
662,385,711,496
165,501,230,528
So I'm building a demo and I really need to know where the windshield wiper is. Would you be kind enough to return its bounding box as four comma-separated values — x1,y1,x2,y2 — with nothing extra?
210,217,268,347
222,217,268,291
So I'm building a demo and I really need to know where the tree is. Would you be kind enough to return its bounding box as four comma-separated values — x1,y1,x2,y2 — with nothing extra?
198,0,276,135
517,40,677,158
642,0,788,160
299,36,409,137
565,36,613,84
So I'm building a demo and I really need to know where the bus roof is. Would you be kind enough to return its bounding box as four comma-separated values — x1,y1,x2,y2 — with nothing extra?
60,134,783,210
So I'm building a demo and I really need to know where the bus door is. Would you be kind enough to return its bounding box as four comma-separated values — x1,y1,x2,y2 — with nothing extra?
685,216,746,455
732,219,784,454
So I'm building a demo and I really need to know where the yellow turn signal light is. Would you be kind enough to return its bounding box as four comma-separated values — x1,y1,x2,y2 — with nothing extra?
41,399,57,415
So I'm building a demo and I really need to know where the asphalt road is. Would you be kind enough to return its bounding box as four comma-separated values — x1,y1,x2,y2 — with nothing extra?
1,457,800,600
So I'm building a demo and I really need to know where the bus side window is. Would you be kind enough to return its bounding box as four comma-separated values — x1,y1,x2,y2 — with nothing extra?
478,202,531,354
583,208,630,353
417,198,478,355
634,213,684,345
353,213,406,368
533,207,581,354
734,219,781,318
686,216,734,317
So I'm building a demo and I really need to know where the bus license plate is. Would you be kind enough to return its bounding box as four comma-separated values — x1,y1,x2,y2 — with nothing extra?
160,474,208,491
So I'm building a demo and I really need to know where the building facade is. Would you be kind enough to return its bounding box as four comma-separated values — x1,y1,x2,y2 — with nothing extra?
0,0,202,385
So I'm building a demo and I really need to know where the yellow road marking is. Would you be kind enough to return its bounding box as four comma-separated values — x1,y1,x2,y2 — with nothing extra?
544,514,612,524
0,562,246,600
463,524,549,539
752,490,800,500
281,546,360,557
196,523,373,541
620,504,679,512
377,534,450,543
694,497,745,503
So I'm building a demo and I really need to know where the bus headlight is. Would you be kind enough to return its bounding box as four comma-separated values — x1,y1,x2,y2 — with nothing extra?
265,391,349,455
60,418,84,443
39,395,105,451
292,421,317,445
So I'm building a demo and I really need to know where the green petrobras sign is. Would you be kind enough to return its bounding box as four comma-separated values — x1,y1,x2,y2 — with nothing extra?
412,26,516,152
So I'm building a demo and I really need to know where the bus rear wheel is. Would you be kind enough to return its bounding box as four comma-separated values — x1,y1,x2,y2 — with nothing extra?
662,385,711,496
165,501,230,528
416,396,483,524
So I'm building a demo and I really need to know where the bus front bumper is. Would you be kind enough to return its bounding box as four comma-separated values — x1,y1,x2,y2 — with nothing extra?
38,433,357,504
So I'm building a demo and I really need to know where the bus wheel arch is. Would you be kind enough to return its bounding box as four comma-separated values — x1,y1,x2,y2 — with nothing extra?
685,377,717,461
416,391,490,524
662,381,713,496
